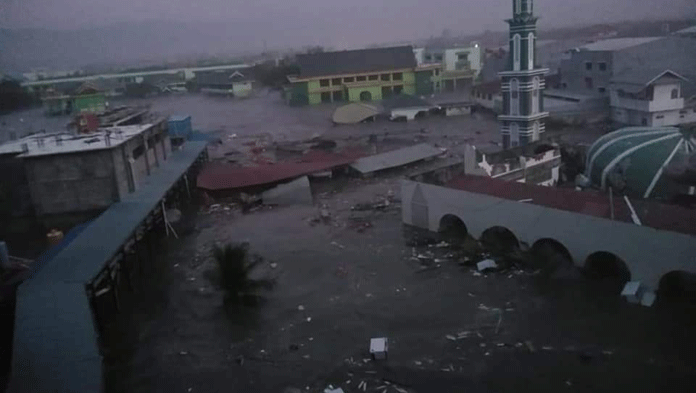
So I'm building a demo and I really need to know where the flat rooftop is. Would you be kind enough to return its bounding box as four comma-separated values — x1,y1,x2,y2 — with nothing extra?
0,123,157,158
579,37,661,52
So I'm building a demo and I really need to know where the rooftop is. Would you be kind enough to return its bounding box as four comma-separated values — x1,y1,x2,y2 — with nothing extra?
611,69,687,88
295,46,417,78
579,37,661,51
0,123,159,158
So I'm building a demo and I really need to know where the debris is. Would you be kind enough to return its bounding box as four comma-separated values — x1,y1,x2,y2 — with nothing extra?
446,335,458,341
331,241,345,249
324,387,344,393
321,208,331,221
414,360,422,366
479,343,487,348
602,350,614,356
370,337,388,360
179,351,188,355
621,281,645,304
435,241,450,248
261,176,313,206
641,291,656,307
270,262,278,269
565,380,572,386
306,317,312,322
308,337,314,341
477,259,498,272
298,305,305,311
525,340,536,352
289,344,299,351
472,271,483,277
302,354,310,359
542,346,554,351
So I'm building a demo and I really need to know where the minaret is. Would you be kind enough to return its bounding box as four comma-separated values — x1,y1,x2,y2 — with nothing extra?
498,0,548,149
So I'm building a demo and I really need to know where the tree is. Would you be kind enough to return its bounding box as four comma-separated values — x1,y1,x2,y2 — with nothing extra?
0,79,35,112
211,243,275,306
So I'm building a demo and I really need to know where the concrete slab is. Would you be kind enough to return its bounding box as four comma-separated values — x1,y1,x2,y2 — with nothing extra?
621,281,644,304
261,176,313,206
350,144,442,174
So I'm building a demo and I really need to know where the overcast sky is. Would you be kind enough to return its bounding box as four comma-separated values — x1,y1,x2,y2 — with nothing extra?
1,0,694,47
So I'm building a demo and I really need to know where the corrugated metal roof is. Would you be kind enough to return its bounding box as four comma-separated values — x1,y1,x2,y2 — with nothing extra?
296,46,416,78
350,143,443,174
197,149,365,191
611,69,687,87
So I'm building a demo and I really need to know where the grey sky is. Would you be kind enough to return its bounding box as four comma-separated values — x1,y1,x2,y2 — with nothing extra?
1,0,694,49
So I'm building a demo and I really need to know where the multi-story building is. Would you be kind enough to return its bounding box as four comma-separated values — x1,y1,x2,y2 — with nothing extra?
610,69,696,126
498,0,549,149
287,46,439,105
0,120,171,217
413,44,483,92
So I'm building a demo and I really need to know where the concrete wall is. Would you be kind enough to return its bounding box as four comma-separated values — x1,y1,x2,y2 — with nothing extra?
24,150,118,215
559,50,613,94
402,180,696,290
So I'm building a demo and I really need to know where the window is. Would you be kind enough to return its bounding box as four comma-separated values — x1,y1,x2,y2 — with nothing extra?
527,33,535,70
393,72,403,81
320,79,330,87
433,69,440,76
641,118,648,126
321,92,331,103
598,87,606,93
513,34,521,71
425,55,432,61
585,62,593,71
356,76,366,82
393,85,403,95
656,115,664,119
332,78,342,86
515,0,521,14
585,77,593,89
381,86,392,98
510,78,520,116
344,77,354,83
671,89,679,99
332,91,343,101
132,145,145,159
599,62,607,71
561,82,568,88
435,54,443,61
457,53,468,61
368,75,379,81
488,94,492,100
510,123,519,146
381,74,390,81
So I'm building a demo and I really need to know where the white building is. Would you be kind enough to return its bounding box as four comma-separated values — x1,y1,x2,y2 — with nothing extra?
610,69,696,127
413,44,483,92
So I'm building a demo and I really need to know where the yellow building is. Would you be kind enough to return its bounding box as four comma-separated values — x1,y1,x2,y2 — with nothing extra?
288,46,438,106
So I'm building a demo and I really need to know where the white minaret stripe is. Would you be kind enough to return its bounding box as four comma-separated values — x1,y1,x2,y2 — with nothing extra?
643,139,684,198
600,133,681,190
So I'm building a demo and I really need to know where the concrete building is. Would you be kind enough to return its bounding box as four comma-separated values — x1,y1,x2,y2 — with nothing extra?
413,43,483,92
287,46,437,105
498,0,549,149
476,143,561,186
0,120,171,217
610,69,696,127
196,69,255,97
43,83,106,116
558,37,662,95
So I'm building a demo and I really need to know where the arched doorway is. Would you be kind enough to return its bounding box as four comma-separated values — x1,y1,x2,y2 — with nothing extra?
480,226,519,255
531,238,573,275
359,91,372,102
438,214,468,241
583,251,631,292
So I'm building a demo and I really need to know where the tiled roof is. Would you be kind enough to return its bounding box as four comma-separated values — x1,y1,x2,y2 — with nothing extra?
296,46,417,78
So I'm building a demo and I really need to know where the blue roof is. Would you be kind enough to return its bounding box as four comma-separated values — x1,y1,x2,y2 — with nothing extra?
9,142,208,393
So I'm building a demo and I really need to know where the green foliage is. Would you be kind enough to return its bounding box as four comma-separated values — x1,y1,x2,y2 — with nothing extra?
0,79,36,112
211,243,275,305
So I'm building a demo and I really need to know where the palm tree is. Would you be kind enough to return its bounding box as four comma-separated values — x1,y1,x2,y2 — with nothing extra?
212,243,275,306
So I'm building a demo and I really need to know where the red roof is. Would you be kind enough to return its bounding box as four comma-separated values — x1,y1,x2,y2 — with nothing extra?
445,175,696,237
197,149,365,191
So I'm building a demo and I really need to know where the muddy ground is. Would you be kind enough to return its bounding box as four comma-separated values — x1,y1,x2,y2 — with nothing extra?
103,171,696,393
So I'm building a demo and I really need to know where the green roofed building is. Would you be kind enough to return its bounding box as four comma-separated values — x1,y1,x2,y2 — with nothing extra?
287,46,440,106
585,126,696,199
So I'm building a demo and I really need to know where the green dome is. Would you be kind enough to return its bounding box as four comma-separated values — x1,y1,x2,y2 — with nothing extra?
585,127,695,199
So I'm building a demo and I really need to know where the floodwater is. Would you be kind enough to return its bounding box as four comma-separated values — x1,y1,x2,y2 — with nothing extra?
103,172,696,393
